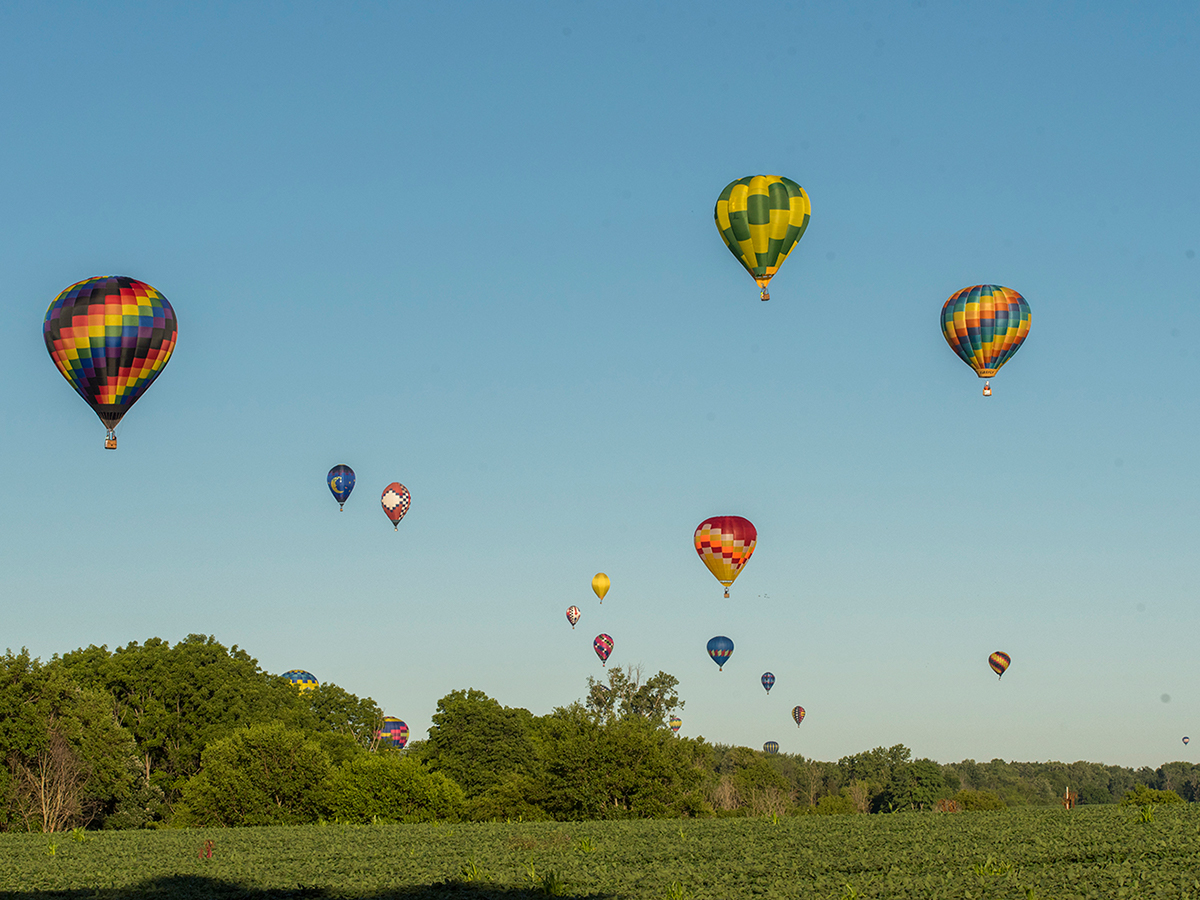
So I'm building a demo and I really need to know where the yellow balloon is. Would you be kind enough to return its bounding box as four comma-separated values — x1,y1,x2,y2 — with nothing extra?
592,573,610,603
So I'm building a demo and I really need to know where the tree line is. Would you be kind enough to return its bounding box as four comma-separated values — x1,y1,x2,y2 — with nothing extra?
1,635,1196,831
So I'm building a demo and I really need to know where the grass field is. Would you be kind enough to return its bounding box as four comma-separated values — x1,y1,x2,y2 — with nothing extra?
2,806,1200,899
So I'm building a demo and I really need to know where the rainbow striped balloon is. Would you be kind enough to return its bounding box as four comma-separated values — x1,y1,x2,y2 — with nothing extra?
940,285,1031,380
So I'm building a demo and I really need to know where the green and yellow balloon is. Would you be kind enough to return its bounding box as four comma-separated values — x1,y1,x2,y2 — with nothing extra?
714,175,811,300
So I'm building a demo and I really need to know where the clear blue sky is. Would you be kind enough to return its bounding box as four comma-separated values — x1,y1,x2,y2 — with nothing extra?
1,1,1197,768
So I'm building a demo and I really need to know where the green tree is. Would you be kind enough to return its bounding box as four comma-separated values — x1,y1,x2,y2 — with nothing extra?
0,650,136,832
877,758,947,811
323,753,464,823
173,722,331,826
584,666,683,727
420,689,540,797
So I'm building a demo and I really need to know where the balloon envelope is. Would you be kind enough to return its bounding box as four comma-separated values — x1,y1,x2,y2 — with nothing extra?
566,606,581,629
44,275,178,445
592,573,610,603
761,672,775,693
594,633,613,666
941,285,1030,379
707,635,734,670
763,741,779,755
694,516,757,597
989,651,1011,678
327,465,355,510
1184,736,1190,745
282,670,318,693
378,717,409,749
792,705,806,726
714,175,811,300
381,483,412,529
670,716,682,734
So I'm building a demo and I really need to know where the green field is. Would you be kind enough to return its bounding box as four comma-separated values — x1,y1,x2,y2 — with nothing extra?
3,806,1200,899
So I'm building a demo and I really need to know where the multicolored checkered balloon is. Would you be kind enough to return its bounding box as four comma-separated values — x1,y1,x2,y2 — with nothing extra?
378,717,409,749
593,633,613,667
694,516,757,598
566,606,581,629
282,670,319,693
707,635,734,671
381,483,411,530
715,175,811,300
43,275,177,449
761,672,775,694
941,285,1031,394
792,705,806,727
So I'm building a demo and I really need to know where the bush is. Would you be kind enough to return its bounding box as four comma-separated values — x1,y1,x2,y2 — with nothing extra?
323,753,464,823
954,789,1006,811
1120,784,1183,806
815,793,855,815
173,723,331,826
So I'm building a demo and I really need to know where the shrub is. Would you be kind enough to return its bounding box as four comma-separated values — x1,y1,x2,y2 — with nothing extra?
323,753,464,823
1120,784,1183,806
815,793,855,815
954,789,1006,811
173,723,331,826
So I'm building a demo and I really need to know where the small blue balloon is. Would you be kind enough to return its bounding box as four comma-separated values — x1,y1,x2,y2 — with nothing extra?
707,635,734,670
327,464,356,510
761,672,775,693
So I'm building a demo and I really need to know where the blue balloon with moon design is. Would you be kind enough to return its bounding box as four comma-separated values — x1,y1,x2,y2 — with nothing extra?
327,465,355,510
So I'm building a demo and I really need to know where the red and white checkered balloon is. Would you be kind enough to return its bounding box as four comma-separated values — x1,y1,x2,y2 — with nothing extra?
381,482,411,530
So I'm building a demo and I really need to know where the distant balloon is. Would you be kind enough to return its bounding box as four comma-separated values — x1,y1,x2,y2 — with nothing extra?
988,651,1011,678
714,175,811,301
940,285,1031,397
566,606,581,629
694,516,757,598
761,672,775,694
763,741,779,755
377,717,409,749
327,465,355,511
44,275,178,449
670,716,682,734
594,633,614,667
706,635,734,671
792,705,806,727
381,483,411,530
282,670,318,693
1184,736,1191,746
592,573,610,603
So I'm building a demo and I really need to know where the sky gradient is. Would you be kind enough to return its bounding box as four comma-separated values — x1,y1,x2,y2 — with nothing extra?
1,1,1197,768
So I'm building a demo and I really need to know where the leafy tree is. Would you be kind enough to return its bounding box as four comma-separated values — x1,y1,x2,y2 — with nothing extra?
173,722,331,826
420,688,540,797
953,789,1006,810
584,666,683,727
876,758,947,812
303,682,384,750
0,650,136,832
322,753,464,823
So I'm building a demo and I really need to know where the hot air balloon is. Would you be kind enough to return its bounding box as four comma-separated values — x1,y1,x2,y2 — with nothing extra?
707,636,734,671
282,670,318,693
594,633,613,667
792,705,806,727
761,672,775,694
941,285,1031,397
670,716,682,734
327,465,355,511
377,717,409,749
1184,736,1191,745
592,573,610,604
694,516,757,598
715,175,811,301
988,651,1011,678
566,606,581,629
43,275,178,449
763,741,779,755
381,483,411,530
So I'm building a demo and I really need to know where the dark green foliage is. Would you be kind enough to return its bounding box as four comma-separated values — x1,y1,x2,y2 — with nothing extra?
323,752,465,823
172,723,333,826
584,666,683,727
419,688,541,798
954,788,1007,810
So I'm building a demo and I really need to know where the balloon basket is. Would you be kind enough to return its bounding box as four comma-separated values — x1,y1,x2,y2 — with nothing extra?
760,287,770,301
724,588,730,598
104,434,117,450
982,381,992,397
